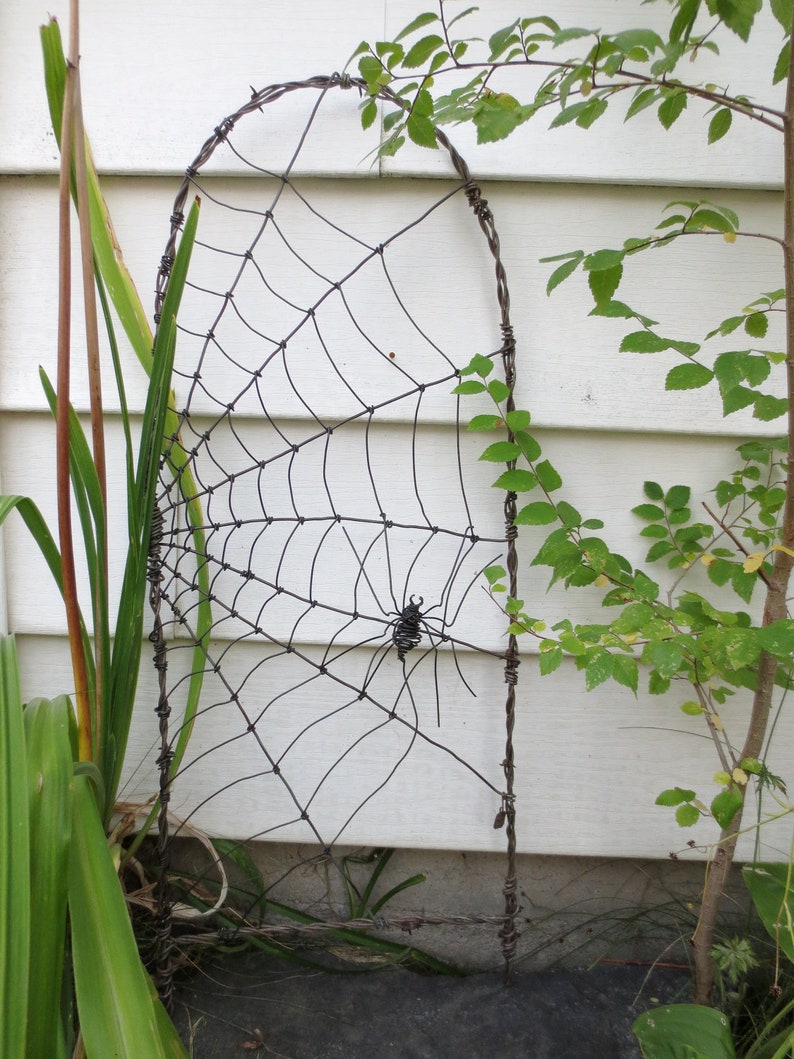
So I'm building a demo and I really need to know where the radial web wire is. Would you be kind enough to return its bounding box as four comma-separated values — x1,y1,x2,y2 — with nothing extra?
147,75,521,999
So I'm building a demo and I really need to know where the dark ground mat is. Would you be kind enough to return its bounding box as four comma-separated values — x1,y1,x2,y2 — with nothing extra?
171,951,692,1057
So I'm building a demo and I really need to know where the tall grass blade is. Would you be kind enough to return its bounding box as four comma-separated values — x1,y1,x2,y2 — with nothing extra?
0,636,30,1057
106,198,200,815
69,774,189,1058
24,696,73,1059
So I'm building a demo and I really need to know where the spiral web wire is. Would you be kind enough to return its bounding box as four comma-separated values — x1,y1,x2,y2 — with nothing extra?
147,76,521,1002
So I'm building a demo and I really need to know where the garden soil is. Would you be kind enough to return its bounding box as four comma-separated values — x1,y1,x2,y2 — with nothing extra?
171,951,691,1057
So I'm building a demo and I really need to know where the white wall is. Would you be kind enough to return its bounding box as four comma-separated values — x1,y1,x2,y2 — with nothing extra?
2,0,791,861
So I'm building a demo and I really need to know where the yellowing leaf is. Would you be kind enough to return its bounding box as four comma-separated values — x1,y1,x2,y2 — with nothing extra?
710,713,724,732
732,767,748,786
743,552,766,573
700,554,716,567
771,544,794,558
594,574,609,587
713,771,731,786
723,231,737,244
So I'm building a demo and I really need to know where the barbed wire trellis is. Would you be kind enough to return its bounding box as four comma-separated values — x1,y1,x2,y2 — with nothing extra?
146,74,522,1005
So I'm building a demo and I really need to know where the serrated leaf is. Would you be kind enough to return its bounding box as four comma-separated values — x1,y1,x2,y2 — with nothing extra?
612,654,638,694
632,503,665,521
675,803,701,826
625,87,659,121
403,33,445,68
658,90,687,129
708,0,761,42
753,394,788,421
361,98,378,130
407,112,437,148
488,379,511,403
774,40,790,84
515,430,542,462
665,362,714,390
665,485,690,509
744,312,769,338
535,460,562,492
680,700,704,716
688,208,735,233
711,787,743,829
505,409,530,432
620,331,671,353
479,441,521,462
493,469,538,492
644,481,664,501
588,264,623,306
514,502,558,526
708,107,733,143
656,786,696,807
757,619,794,658
484,564,506,585
468,414,504,431
395,11,439,42
539,644,563,675
546,256,582,295
585,651,614,690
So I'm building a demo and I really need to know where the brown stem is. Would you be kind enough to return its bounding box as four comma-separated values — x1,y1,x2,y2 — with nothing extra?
691,13,794,1004
72,65,107,764
57,3,92,761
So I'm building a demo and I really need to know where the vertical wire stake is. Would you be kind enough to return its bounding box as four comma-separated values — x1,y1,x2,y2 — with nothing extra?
148,503,176,1010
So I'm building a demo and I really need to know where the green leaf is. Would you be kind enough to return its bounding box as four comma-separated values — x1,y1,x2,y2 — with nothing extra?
658,90,687,129
680,700,705,716
706,0,761,42
24,696,73,1059
453,380,487,395
645,640,683,678
468,414,503,431
632,503,664,521
539,645,564,675
675,803,701,827
644,481,664,501
744,312,769,338
612,654,638,694
69,776,189,1058
774,40,790,84
756,620,794,658
485,565,506,586
688,208,736,234
584,249,625,272
575,97,608,129
753,394,788,421
493,469,538,492
505,409,531,432
407,111,437,148
711,787,744,830
585,651,614,690
515,430,542,462
403,34,445,68
665,485,690,509
634,570,660,600
620,331,671,353
395,11,439,42
655,786,696,807
743,863,794,965
546,256,582,295
666,363,714,390
479,441,521,462
0,638,30,1059
625,87,659,121
488,379,511,403
632,1004,736,1058
514,502,558,526
361,98,378,130
535,460,563,493
708,107,733,144
770,0,794,31
588,264,623,306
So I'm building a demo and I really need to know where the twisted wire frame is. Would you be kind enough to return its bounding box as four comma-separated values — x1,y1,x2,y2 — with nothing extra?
146,74,521,1005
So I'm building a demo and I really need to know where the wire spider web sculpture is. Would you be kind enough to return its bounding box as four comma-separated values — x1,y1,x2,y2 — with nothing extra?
147,74,521,994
